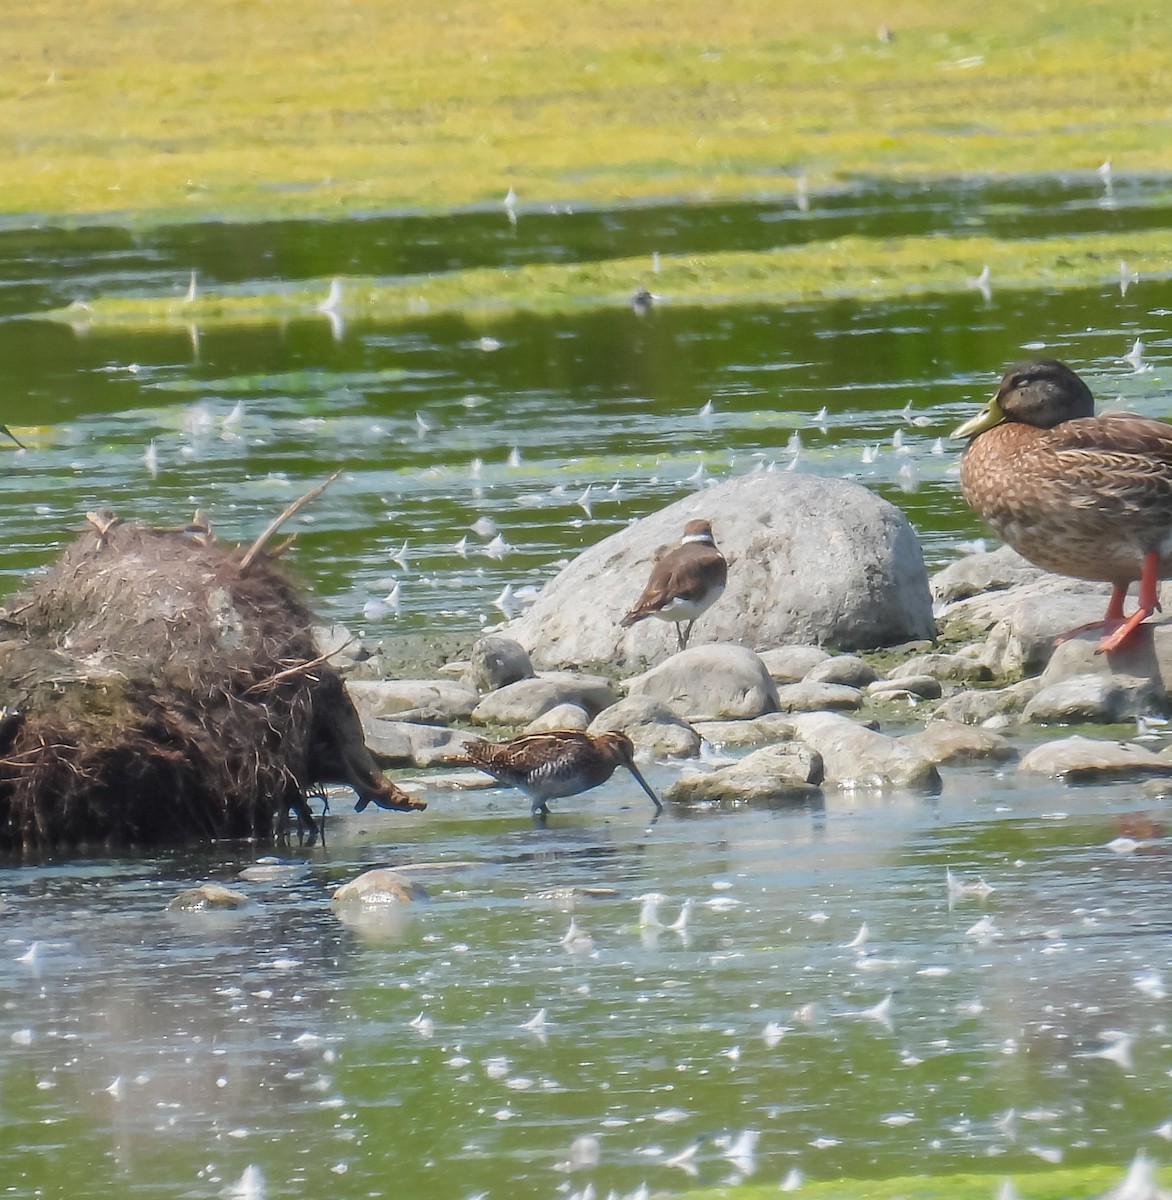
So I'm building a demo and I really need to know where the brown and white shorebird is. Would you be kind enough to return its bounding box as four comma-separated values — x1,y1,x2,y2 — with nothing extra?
619,518,728,651
953,356,1172,653
449,729,662,817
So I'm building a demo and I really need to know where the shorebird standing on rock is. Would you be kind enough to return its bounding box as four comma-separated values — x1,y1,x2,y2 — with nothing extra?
449,730,662,817
619,518,728,651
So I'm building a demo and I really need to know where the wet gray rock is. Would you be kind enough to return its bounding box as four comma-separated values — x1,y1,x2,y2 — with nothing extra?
930,545,1044,604
525,703,590,733
759,645,831,683
363,719,476,767
624,643,780,721
471,673,618,726
347,678,478,724
665,743,823,805
1019,736,1172,781
1022,673,1167,725
167,883,251,912
789,712,941,791
506,472,936,668
932,680,1042,725
889,653,992,684
774,681,863,712
1038,624,1172,696
331,868,431,905
805,655,878,688
693,713,798,748
469,635,535,692
866,675,943,701
313,622,370,664
589,696,701,758
899,720,1017,765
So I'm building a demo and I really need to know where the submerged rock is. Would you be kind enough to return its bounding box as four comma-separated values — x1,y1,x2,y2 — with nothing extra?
507,472,936,668
898,721,1017,765
666,744,823,806
167,883,251,911
789,712,941,792
331,868,431,905
1019,736,1172,782
624,643,780,721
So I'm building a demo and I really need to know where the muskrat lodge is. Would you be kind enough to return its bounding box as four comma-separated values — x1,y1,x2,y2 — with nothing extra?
0,479,424,856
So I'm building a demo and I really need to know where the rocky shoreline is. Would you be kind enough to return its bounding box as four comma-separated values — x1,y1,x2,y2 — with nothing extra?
332,472,1172,814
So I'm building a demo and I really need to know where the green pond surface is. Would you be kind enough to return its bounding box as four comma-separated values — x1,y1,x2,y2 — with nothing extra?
1,176,1172,1198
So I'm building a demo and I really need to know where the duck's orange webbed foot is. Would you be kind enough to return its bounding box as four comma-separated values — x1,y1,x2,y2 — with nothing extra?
1095,554,1160,655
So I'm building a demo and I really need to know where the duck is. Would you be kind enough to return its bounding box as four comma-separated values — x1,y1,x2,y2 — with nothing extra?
952,356,1172,652
619,518,728,652
449,729,662,817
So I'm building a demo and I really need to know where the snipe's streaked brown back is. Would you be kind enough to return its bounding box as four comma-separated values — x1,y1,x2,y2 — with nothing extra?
451,729,662,816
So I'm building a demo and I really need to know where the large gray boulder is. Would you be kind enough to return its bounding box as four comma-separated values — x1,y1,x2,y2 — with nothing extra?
624,644,780,721
506,473,936,668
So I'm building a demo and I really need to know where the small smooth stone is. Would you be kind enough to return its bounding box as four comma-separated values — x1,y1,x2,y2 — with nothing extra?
758,645,831,683
899,720,1017,765
773,681,863,712
168,883,251,911
1019,736,1172,781
888,653,991,683
805,655,878,688
867,675,943,700
332,869,430,905
526,703,590,733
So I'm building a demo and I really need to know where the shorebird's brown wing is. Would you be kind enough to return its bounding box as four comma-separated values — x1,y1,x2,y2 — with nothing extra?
620,544,726,624
448,731,592,787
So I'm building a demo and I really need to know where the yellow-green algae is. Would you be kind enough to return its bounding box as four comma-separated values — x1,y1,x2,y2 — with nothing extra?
688,1160,1168,1200
42,228,1172,332
4,0,1172,225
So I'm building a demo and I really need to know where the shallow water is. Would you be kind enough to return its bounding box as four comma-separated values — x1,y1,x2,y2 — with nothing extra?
1,177,1172,1197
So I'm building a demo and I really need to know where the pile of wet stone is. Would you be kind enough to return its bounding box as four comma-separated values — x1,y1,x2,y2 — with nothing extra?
320,540,1172,808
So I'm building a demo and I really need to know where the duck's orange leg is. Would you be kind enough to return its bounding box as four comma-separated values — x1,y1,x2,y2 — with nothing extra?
1098,552,1161,653
1054,583,1129,645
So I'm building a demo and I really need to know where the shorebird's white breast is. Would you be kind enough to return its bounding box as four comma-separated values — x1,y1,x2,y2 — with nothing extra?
651,584,726,623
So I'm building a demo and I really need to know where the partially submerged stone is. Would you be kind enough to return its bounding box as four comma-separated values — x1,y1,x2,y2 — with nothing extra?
331,868,431,905
1019,736,1172,782
899,721,1017,765
1023,674,1167,725
789,712,941,792
666,744,823,806
168,882,251,912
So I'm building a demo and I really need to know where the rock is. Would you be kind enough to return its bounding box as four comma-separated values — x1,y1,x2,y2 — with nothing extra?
665,744,823,806
1019,736,1172,781
940,577,1113,676
1038,623,1172,694
867,675,943,701
759,645,831,683
805,654,878,688
1022,674,1167,725
347,678,478,724
693,714,798,748
932,680,1041,725
469,635,535,692
331,868,430,905
789,712,941,791
774,681,864,712
167,883,251,912
506,472,937,668
471,673,618,726
888,653,992,684
930,545,1045,604
624,644,780,721
362,719,476,767
525,703,590,733
899,721,1017,765
589,696,701,758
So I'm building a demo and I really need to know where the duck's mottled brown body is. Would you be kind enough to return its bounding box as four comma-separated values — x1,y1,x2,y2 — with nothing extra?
954,357,1172,651
451,729,662,816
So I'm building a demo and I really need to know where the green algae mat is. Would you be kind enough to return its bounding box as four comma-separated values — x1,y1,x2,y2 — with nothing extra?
5,0,1172,225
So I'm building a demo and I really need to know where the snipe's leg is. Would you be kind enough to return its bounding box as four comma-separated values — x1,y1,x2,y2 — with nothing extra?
1099,553,1161,653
